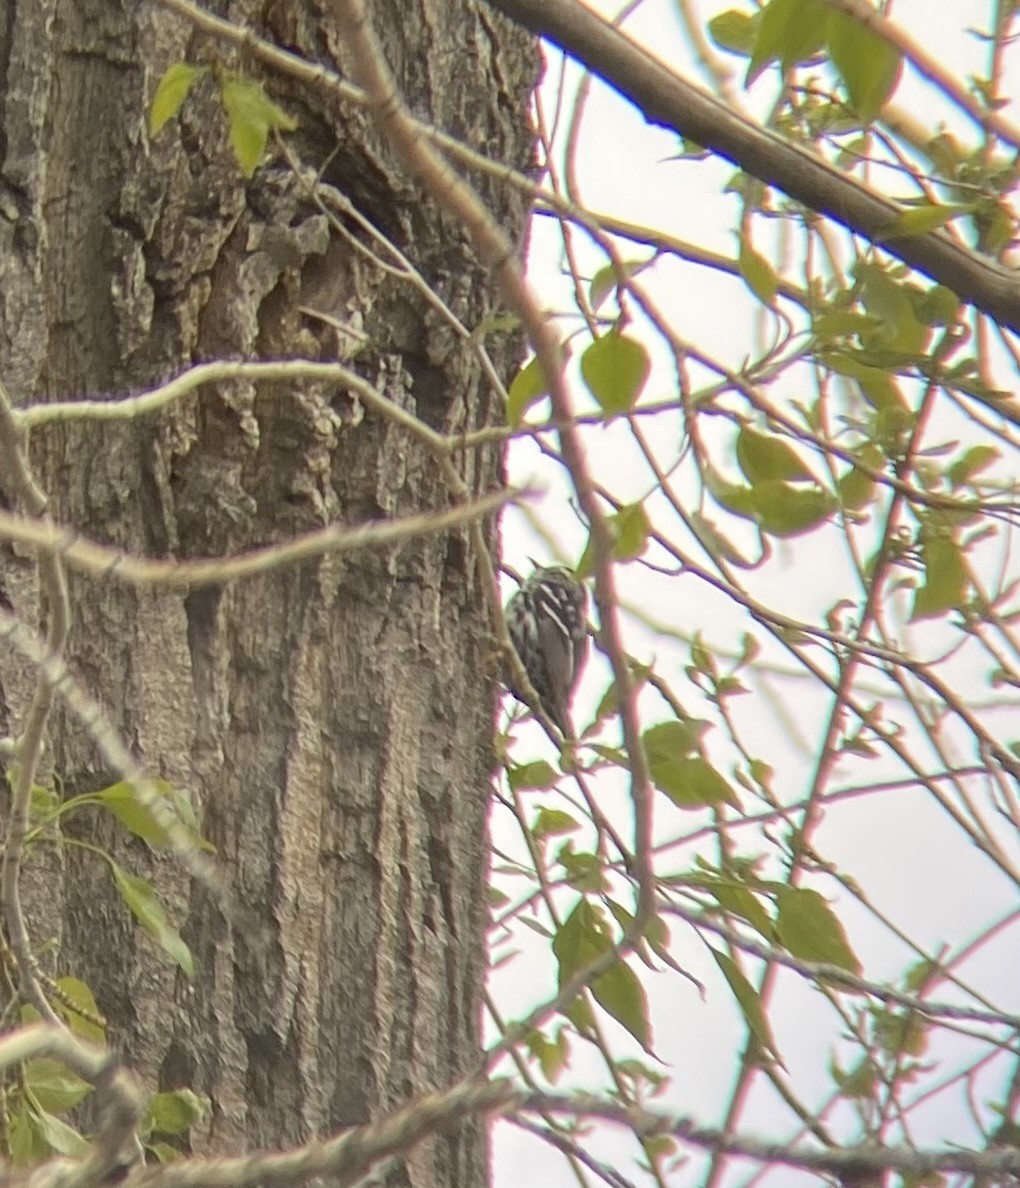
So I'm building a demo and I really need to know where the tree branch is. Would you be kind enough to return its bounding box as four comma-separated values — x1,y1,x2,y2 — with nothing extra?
484,0,1020,333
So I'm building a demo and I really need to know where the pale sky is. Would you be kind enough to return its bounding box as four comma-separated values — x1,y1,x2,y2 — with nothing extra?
493,2,1020,1185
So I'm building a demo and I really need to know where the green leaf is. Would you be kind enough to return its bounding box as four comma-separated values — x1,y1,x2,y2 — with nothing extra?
751,481,837,537
737,425,813,484
640,1134,679,1168
711,949,779,1059
54,977,105,1044
150,63,201,135
524,1028,570,1084
738,238,779,305
838,444,883,512
826,9,902,123
564,994,595,1036
506,355,549,425
878,202,975,241
873,1007,928,1057
820,351,909,414
111,863,195,977
591,953,652,1050
775,887,861,975
911,534,969,621
9,1105,40,1164
812,308,874,343
507,760,559,791
915,283,961,327
837,468,874,513
219,75,296,177
650,754,740,810
30,1108,91,1158
690,510,756,567
24,1059,92,1114
556,905,652,1049
709,9,759,56
93,780,179,849
30,783,59,819
518,915,554,940
608,502,651,560
689,873,773,938
532,807,580,842
643,719,705,764
703,463,759,521
831,1056,879,1100
557,845,608,893
553,899,612,983
855,263,930,355
148,1142,184,1164
748,0,828,83
948,445,998,488
145,1090,207,1137
589,259,648,310
580,332,650,414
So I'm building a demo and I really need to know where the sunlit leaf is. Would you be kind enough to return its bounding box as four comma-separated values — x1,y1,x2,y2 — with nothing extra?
30,784,59,818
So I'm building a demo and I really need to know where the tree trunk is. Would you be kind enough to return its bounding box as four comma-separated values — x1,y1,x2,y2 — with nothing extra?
0,1,536,1183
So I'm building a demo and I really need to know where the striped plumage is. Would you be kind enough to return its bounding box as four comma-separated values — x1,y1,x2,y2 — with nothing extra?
505,565,588,736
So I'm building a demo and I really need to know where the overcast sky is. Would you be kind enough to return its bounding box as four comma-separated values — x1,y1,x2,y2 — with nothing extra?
492,2,1020,1185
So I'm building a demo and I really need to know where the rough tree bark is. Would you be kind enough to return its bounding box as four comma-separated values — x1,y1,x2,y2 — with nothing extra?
0,0,536,1183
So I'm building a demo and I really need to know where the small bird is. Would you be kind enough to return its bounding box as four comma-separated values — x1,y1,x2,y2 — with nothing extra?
504,564,588,737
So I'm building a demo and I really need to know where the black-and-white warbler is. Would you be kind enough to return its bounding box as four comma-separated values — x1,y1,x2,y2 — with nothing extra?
504,565,588,737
